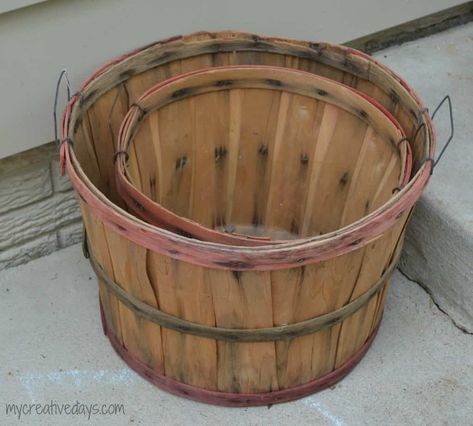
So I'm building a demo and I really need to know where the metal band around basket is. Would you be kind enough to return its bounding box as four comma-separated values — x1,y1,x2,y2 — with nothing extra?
89,246,399,342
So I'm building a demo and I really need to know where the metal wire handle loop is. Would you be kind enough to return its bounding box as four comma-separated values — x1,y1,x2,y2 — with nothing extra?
53,69,72,149
430,95,454,167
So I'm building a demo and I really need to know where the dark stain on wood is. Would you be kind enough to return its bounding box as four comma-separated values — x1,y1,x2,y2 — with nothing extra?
147,50,178,66
409,108,419,120
80,90,97,107
298,265,306,285
172,87,192,99
232,270,242,281
290,219,299,235
343,57,362,75
266,79,283,87
179,230,195,239
132,198,145,211
258,144,269,156
252,205,261,227
215,146,228,161
175,156,188,170
300,153,309,165
390,90,400,104
73,117,82,133
215,79,234,87
339,172,349,187
136,107,148,122
359,109,368,119
215,260,253,269
119,69,136,80
149,176,156,193
317,89,328,96
308,42,323,55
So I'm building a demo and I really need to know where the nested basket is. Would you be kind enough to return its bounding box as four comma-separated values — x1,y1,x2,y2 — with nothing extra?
115,65,412,245
60,31,435,406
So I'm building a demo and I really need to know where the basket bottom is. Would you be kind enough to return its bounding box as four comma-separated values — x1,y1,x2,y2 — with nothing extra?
99,299,382,407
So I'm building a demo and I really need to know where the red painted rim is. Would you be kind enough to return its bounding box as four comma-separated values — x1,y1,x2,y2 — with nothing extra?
99,300,382,407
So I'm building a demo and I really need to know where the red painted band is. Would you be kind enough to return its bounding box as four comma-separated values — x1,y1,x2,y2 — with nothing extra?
99,299,382,407
65,145,427,270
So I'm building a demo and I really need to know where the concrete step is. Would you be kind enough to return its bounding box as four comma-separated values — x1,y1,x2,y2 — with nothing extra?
373,22,473,332
1,244,472,425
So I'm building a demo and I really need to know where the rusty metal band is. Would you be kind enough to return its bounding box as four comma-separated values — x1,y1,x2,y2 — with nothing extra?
89,245,399,342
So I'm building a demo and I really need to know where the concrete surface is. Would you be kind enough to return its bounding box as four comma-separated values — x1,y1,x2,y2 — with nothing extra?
1,244,472,426
373,23,473,332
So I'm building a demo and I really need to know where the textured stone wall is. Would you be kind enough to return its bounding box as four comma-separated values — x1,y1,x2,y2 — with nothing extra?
0,142,82,270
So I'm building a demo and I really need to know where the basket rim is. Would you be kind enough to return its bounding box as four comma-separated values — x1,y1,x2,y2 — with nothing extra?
115,64,412,246
60,31,435,270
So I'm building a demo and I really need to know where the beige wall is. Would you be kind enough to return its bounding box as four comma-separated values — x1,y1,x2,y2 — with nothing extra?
0,0,465,159
0,0,47,15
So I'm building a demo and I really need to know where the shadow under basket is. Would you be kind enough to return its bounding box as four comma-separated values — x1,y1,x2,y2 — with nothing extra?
61,31,435,406
116,65,412,246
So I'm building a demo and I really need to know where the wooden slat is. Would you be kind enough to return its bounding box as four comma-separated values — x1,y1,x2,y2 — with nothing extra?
147,251,217,389
87,87,128,205
79,203,122,344
263,93,325,236
227,88,282,230
271,267,305,389
126,113,161,204
188,91,230,228
102,230,164,371
155,98,193,217
208,269,278,392
339,127,398,225
300,104,339,236
73,116,102,191
332,162,407,367
224,89,242,225
302,110,369,235
263,92,291,229
270,249,365,386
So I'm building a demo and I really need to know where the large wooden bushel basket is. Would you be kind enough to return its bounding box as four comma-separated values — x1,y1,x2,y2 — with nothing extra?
60,31,435,406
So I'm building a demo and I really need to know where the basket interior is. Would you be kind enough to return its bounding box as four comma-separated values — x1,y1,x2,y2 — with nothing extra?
121,69,407,239
70,35,430,235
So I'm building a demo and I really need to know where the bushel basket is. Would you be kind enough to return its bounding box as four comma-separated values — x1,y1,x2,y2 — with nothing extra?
59,31,435,407
115,65,412,245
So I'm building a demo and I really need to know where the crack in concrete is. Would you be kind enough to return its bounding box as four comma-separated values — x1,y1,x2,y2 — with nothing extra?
397,267,473,336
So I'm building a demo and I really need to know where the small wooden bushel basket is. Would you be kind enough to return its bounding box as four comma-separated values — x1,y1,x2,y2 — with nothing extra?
115,65,412,245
